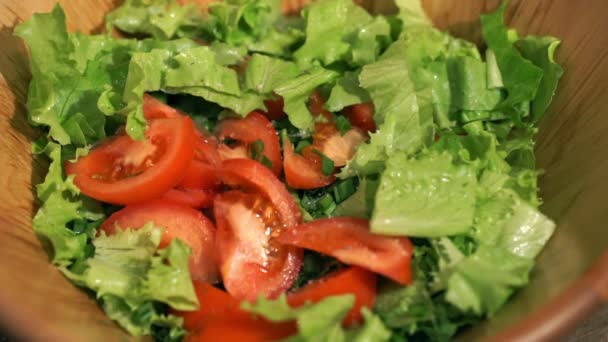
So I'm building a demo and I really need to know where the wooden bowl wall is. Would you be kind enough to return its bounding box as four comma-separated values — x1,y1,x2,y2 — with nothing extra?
1,1,607,341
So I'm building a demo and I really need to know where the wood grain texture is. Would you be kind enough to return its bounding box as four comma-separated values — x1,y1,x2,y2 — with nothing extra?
0,0,607,341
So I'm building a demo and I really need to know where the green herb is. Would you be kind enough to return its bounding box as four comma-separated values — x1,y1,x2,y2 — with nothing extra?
313,149,335,176
335,115,352,135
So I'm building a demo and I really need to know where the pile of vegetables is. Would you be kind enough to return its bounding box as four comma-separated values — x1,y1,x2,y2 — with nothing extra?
16,0,563,341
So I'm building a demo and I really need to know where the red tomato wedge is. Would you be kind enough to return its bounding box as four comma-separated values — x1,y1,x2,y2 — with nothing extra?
263,96,286,121
217,112,282,176
176,282,243,331
180,160,218,191
143,94,181,119
277,217,414,285
186,316,296,342
288,267,376,326
66,117,196,205
218,158,302,228
100,200,219,283
214,191,303,301
344,102,376,133
162,188,215,209
177,283,296,342
283,136,335,190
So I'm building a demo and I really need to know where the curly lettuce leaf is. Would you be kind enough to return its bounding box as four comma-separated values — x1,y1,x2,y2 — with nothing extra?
293,0,374,67
67,225,197,336
242,294,391,341
105,0,201,40
32,141,104,265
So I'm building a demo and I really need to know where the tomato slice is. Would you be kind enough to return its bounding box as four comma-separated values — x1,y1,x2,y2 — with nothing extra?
217,112,282,176
277,218,414,285
162,188,215,209
176,282,243,331
66,117,196,205
218,158,302,228
186,316,296,342
214,191,303,301
343,102,376,133
288,267,376,326
143,94,181,119
263,96,286,121
314,128,366,167
100,200,219,283
283,136,335,190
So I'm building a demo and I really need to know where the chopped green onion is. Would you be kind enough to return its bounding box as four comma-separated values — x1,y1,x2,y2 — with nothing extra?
335,115,352,135
314,149,335,176
333,178,357,203
260,155,273,170
250,139,265,160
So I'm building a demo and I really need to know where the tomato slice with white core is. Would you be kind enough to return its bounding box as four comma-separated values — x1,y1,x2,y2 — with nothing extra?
218,158,302,228
214,191,303,301
100,200,219,283
283,136,335,190
288,267,376,326
217,144,249,161
162,188,215,209
216,112,282,176
66,117,196,205
277,217,414,285
344,102,376,133
314,128,366,167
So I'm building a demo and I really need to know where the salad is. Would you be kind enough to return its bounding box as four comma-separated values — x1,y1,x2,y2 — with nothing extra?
16,0,563,341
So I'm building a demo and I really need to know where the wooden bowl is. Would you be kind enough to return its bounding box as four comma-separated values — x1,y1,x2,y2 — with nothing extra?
1,0,608,341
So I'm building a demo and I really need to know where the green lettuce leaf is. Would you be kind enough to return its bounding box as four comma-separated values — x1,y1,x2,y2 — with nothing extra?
371,151,477,237
67,225,198,336
274,67,339,130
242,294,391,341
245,53,299,94
481,2,544,118
293,0,373,67
445,245,533,316
325,71,371,112
32,141,104,265
517,35,564,121
105,0,201,40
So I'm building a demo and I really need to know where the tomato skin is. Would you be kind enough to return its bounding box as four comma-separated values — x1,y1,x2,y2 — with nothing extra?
180,160,219,191
288,267,376,326
186,316,296,342
214,191,303,301
344,102,376,133
283,136,335,190
218,158,302,228
277,217,414,285
263,97,286,121
217,112,282,176
143,94,181,119
100,200,219,283
177,282,297,342
66,117,196,205
176,282,242,331
162,188,215,209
